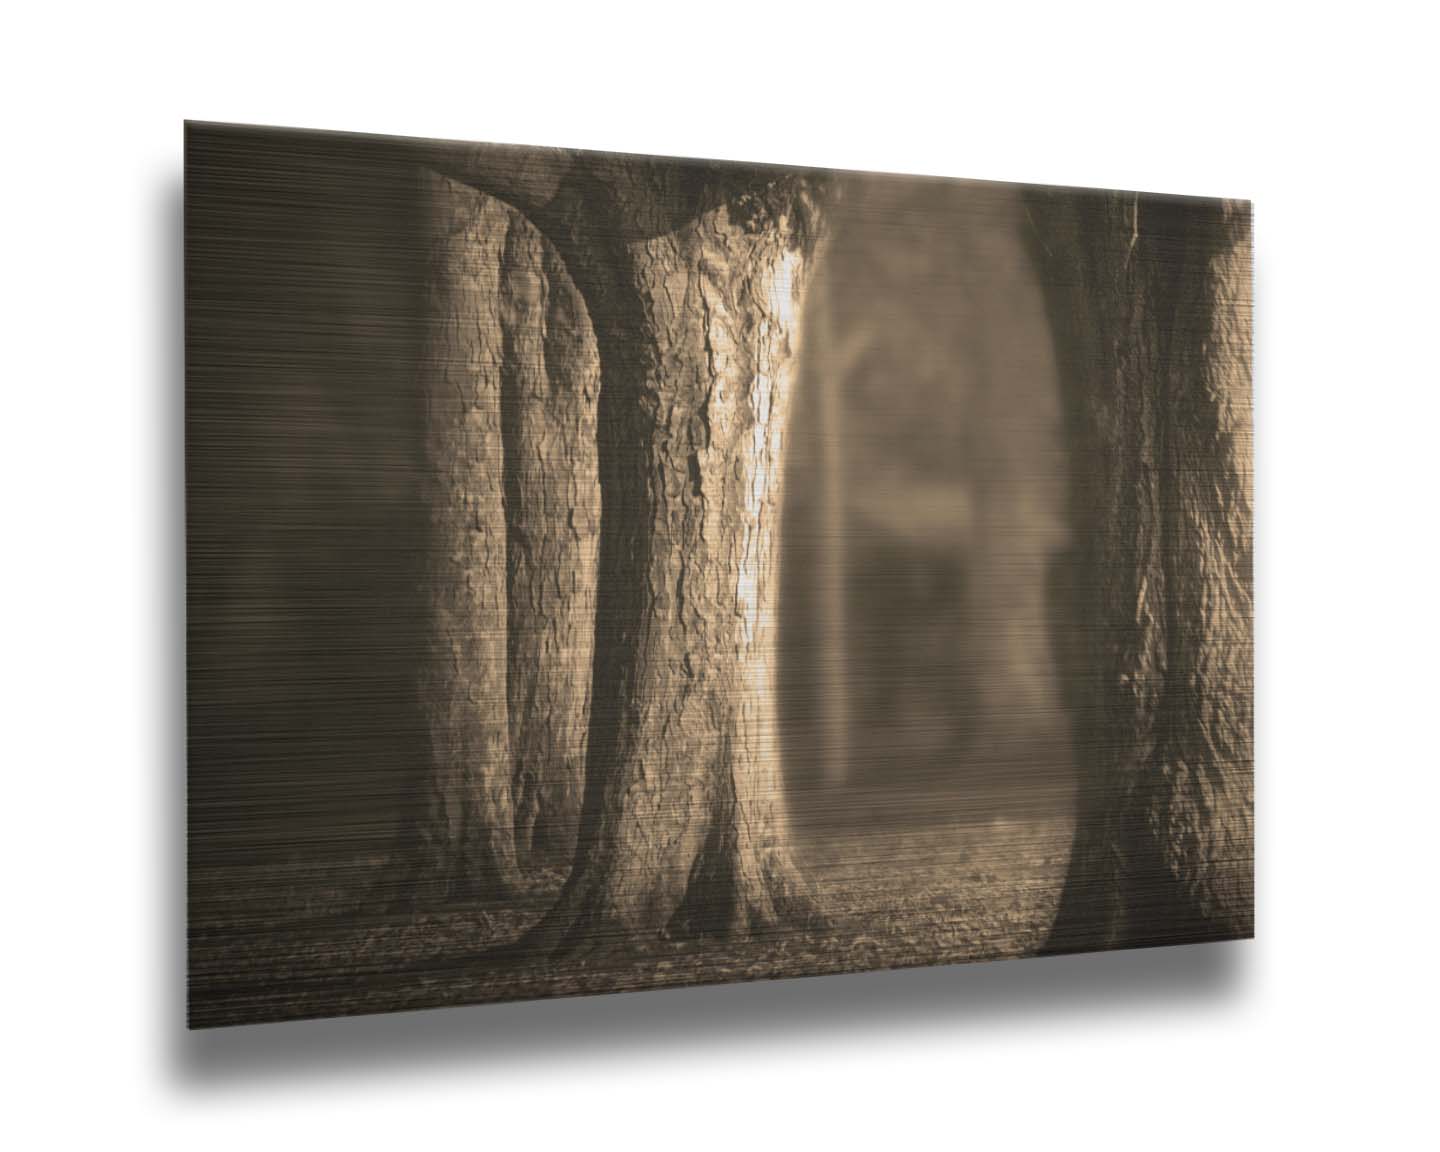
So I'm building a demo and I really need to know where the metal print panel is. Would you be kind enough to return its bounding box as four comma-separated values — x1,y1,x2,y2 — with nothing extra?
185,122,1253,1027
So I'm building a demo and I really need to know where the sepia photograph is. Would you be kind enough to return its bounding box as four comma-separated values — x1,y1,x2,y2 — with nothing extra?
14,4,1440,1146
186,122,1253,1028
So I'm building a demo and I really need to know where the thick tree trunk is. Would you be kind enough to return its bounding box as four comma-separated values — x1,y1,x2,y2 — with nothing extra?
412,171,525,902
1028,190,1254,950
497,214,600,877
494,166,830,954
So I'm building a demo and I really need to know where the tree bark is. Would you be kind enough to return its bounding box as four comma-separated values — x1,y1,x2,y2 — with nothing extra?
490,163,830,953
497,212,600,877
1028,189,1254,950
412,171,525,902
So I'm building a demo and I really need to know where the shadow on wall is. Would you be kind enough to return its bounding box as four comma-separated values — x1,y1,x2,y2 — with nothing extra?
167,941,1249,1086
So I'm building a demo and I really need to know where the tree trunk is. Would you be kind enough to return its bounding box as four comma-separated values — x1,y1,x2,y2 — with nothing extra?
498,166,830,954
1028,190,1254,950
497,212,600,877
412,171,525,902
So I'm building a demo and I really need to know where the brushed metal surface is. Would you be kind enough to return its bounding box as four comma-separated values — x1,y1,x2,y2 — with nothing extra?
186,121,1253,1028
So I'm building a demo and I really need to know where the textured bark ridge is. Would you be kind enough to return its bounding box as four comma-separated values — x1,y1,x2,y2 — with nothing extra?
412,172,525,902
497,215,600,877
476,161,831,953
1028,190,1254,950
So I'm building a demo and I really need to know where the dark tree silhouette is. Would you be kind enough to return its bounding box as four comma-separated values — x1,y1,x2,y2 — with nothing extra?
1028,188,1254,950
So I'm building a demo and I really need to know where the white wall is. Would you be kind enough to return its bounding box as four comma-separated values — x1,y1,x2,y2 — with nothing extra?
4,3,1435,1146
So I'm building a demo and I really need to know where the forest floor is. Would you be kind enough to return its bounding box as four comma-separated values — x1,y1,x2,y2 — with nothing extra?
188,815,1074,1027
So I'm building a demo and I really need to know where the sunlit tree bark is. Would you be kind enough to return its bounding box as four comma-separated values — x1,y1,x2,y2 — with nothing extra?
412,171,524,901
496,214,600,877
430,155,832,951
